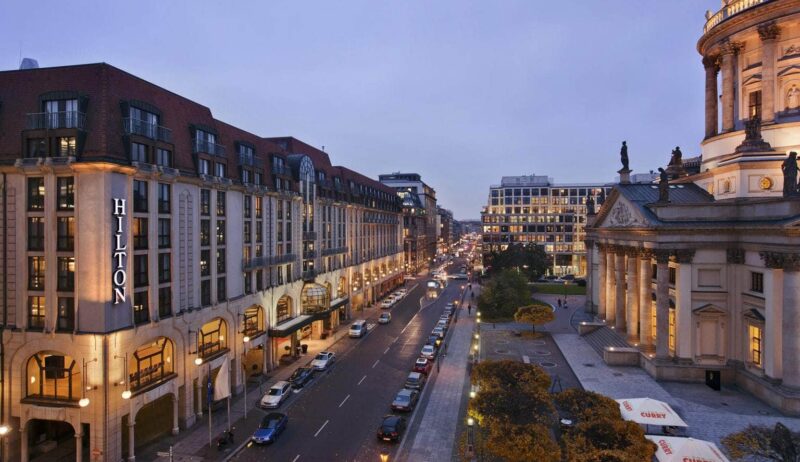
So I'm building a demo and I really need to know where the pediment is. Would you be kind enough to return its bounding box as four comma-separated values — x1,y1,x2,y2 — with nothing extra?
693,303,726,315
594,193,651,229
777,64,800,78
742,73,762,86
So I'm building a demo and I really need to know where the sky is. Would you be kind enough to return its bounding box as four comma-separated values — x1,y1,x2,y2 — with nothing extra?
1,1,720,220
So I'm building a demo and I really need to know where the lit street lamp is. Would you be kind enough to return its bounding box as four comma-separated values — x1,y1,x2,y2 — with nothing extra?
243,335,250,419
380,448,390,462
466,417,475,457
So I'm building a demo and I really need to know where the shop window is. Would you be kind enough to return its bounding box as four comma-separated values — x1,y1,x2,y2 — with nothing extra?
130,337,175,392
242,305,264,337
26,352,79,402
198,318,227,359
301,284,330,315
276,296,292,323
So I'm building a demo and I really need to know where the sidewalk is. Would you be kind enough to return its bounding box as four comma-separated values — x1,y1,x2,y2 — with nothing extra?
138,283,417,462
401,285,478,462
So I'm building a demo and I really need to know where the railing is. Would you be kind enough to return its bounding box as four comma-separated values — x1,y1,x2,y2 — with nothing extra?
321,246,348,256
270,253,297,265
123,118,172,142
239,153,264,168
303,231,317,241
193,139,226,157
302,269,317,282
703,0,769,34
26,111,86,130
303,249,317,260
272,164,290,176
242,256,269,271
318,179,333,189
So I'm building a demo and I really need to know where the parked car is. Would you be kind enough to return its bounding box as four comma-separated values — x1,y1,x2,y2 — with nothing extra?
561,274,576,281
432,326,445,338
404,372,426,390
349,320,368,338
391,388,420,412
260,381,292,409
420,345,437,360
377,415,407,442
427,334,442,348
288,367,314,389
378,313,392,324
311,351,336,370
413,357,432,375
381,299,395,309
251,412,288,444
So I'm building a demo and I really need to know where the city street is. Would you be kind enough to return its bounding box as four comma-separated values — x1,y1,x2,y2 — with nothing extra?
232,261,465,462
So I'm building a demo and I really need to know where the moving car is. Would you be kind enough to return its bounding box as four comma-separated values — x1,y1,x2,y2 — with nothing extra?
413,357,432,375
260,381,292,409
349,320,368,338
404,371,426,390
420,344,436,360
311,351,336,370
378,313,392,324
377,415,407,442
391,389,420,412
288,367,314,389
251,412,288,444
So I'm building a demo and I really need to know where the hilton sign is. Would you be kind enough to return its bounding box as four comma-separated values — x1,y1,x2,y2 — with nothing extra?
112,198,128,304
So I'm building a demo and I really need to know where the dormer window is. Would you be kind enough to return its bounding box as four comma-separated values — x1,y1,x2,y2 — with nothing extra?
129,107,159,138
44,99,79,129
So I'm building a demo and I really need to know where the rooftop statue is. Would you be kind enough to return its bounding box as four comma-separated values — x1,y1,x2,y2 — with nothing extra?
620,141,629,171
783,151,799,198
657,168,669,203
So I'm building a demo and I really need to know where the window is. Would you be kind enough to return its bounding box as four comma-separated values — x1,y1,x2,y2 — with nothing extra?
242,169,251,184
199,159,211,175
200,189,211,215
244,221,251,244
254,172,262,185
158,218,171,248
158,253,171,284
201,280,211,306
129,106,159,137
133,180,148,213
28,177,45,211
668,267,676,285
56,137,76,157
244,196,252,218
28,217,44,251
134,255,148,288
255,196,263,218
244,272,252,294
133,291,149,325
751,272,764,293
57,177,75,210
749,324,763,367
200,220,211,246
216,191,226,216
57,257,75,291
156,148,172,167
131,142,148,163
217,249,226,274
217,277,228,302
57,298,74,331
749,90,762,119
200,250,210,276
133,218,148,250
28,256,45,290
256,270,264,291
215,162,226,178
27,138,46,158
276,296,291,323
57,217,74,251
217,220,226,245
256,222,263,243
158,183,170,213
28,296,45,329
668,308,676,354
158,287,172,318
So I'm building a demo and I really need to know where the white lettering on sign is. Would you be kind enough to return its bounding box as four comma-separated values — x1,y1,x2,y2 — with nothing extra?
112,198,127,304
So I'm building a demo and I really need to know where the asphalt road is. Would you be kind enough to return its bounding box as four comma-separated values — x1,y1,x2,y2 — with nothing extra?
232,259,466,462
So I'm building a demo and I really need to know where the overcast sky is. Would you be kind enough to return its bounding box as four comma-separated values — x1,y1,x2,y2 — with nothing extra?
1,1,720,219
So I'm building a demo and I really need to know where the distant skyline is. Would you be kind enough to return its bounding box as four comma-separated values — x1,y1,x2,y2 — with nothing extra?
0,1,720,219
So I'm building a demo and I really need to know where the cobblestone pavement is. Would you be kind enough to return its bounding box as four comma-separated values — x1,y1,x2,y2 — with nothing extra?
553,330,800,447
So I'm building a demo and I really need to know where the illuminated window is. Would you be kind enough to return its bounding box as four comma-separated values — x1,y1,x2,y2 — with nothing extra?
25,351,79,402
27,177,45,211
130,337,175,392
748,90,762,119
198,318,227,359
749,324,763,367
668,308,676,354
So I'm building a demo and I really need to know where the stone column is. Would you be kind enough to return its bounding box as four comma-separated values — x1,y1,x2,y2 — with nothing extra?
598,244,608,320
655,250,671,360
758,22,781,124
585,239,595,313
615,247,626,331
172,395,180,435
703,55,720,138
720,41,743,132
761,251,784,380
675,250,695,361
638,250,653,347
75,431,82,462
782,259,800,388
606,250,616,324
196,375,203,418
20,426,28,462
128,419,136,462
625,248,639,342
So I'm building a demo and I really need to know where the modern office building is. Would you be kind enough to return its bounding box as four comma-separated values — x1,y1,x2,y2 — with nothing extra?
481,175,612,276
586,0,800,416
0,63,403,461
379,173,438,273
436,206,455,252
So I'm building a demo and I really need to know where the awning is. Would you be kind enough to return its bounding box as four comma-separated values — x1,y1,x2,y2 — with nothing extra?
330,297,349,310
268,315,314,338
616,398,688,427
646,436,729,462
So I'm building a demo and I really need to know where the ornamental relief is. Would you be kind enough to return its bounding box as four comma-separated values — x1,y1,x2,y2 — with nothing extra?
606,201,646,228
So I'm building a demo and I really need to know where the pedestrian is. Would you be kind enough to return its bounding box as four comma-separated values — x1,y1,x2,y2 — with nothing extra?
557,299,562,308
468,304,471,315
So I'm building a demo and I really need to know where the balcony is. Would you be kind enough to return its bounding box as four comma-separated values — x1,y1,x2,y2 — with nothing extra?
703,0,767,34
242,256,269,271
302,269,317,282
239,153,264,168
318,179,333,190
123,118,172,142
303,249,317,260
269,253,297,265
321,246,348,256
193,139,226,157
26,111,86,130
303,231,317,241
272,164,290,176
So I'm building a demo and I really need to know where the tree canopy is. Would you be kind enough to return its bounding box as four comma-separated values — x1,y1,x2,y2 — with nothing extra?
562,418,656,462
515,304,555,332
477,269,531,320
485,421,561,462
484,243,550,280
722,422,800,461
555,389,622,424
472,359,551,392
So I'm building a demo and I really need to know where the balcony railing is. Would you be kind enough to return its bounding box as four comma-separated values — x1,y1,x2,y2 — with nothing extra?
26,111,86,130
703,0,768,33
239,153,264,168
318,179,333,190
242,256,269,271
303,249,317,260
303,231,317,241
193,139,226,157
302,269,317,282
272,164,290,176
123,118,172,142
270,253,297,265
321,246,348,256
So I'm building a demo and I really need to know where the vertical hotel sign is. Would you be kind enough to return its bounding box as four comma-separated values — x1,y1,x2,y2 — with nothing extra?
112,198,127,304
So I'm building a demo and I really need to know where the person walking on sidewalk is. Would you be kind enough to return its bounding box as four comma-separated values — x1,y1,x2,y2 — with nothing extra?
467,304,471,315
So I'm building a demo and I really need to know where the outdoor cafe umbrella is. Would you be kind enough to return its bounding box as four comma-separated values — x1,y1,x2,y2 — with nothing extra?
645,436,730,462
616,398,688,427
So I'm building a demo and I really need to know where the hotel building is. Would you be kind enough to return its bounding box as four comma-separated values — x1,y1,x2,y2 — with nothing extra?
0,63,403,461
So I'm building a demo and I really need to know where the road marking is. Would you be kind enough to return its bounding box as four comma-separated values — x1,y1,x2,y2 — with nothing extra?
372,359,380,368
384,346,391,355
314,419,329,437
339,394,351,408
522,355,530,364
292,456,300,462
358,375,367,385
400,324,409,334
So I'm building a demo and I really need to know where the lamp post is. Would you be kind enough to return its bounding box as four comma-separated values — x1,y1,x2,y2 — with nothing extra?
0,424,10,462
242,335,250,419
466,417,475,457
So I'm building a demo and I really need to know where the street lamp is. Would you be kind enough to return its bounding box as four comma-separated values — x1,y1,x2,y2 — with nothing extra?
242,334,251,419
466,417,475,457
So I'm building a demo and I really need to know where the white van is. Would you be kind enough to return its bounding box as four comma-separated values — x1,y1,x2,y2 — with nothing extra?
349,320,368,338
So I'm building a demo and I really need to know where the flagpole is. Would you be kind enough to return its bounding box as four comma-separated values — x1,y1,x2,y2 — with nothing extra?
227,396,231,431
208,365,213,449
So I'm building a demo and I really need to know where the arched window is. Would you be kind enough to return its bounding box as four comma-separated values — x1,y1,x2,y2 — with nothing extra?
301,284,330,314
353,272,363,291
198,318,227,359
130,337,175,391
337,277,347,298
26,351,79,402
243,305,265,337
276,296,293,323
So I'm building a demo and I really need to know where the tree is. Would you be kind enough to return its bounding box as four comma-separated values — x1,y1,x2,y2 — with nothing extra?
469,387,557,427
555,389,622,424
483,420,561,462
563,418,656,462
514,304,555,332
484,243,549,280
722,423,800,461
477,269,531,320
472,360,551,393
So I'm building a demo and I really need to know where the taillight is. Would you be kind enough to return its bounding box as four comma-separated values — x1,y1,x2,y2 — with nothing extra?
391,432,398,436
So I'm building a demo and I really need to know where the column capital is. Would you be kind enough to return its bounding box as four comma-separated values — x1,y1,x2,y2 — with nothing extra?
673,249,695,264
727,248,745,264
623,246,639,257
757,21,781,41
653,249,671,264
610,244,626,256
639,248,655,259
760,251,800,271
720,39,744,56
702,55,720,71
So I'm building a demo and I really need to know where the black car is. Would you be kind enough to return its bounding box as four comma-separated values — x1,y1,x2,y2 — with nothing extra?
377,415,407,442
288,367,314,389
391,388,420,412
